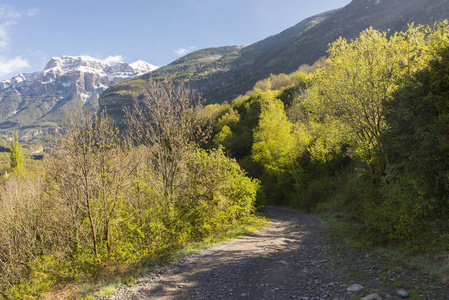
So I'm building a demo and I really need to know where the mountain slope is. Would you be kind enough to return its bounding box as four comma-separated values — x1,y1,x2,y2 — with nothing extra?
100,9,334,106
100,0,449,120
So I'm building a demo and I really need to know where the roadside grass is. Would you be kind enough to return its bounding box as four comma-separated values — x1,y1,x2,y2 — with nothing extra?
410,287,430,299
319,212,449,286
348,270,369,281
378,273,389,284
47,213,270,299
172,213,270,260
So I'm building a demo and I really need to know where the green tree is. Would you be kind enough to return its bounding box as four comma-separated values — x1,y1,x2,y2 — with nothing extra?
314,25,430,175
377,23,449,244
10,131,24,173
251,90,298,202
179,147,260,239
252,94,296,173
212,91,264,168
45,109,130,261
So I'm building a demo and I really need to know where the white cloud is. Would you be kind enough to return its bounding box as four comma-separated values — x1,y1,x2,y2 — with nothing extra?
174,46,196,56
174,48,188,56
0,6,20,19
26,8,39,17
0,25,10,50
0,5,37,52
0,5,21,51
0,5,33,79
104,55,124,64
0,56,29,77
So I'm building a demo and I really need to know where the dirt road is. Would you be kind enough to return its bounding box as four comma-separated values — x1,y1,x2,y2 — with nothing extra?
108,206,449,299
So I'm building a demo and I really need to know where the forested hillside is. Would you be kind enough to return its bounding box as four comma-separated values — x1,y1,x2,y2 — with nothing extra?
3,2,449,299
204,21,449,250
100,0,449,118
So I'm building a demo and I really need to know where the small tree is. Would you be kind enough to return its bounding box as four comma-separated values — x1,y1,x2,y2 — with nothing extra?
10,131,24,173
251,93,297,173
125,79,209,210
45,109,131,261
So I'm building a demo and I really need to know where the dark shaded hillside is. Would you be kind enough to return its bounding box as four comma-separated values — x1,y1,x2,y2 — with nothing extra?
100,0,449,117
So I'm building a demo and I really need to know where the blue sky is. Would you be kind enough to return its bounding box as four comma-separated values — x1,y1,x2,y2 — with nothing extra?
0,0,351,80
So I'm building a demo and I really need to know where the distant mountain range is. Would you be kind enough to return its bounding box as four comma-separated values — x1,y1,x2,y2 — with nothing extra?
0,55,157,143
100,0,449,124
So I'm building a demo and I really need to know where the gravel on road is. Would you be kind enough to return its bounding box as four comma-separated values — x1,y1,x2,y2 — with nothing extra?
106,206,449,300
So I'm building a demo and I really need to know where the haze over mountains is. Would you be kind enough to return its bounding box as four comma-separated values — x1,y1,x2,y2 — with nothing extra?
101,0,449,123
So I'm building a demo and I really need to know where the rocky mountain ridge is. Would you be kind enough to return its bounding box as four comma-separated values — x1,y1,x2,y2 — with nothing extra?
0,55,158,129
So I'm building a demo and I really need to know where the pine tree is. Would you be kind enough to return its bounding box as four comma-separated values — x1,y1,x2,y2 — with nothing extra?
10,131,24,172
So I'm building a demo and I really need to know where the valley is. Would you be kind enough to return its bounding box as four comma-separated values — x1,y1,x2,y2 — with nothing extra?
2,0,449,299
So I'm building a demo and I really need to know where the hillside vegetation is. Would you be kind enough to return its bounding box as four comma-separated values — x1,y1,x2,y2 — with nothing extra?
204,22,449,253
3,12,449,300
0,84,262,299
100,0,449,110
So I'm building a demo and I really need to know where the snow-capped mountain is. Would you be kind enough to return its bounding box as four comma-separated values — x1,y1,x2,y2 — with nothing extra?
0,55,157,134
1,55,158,106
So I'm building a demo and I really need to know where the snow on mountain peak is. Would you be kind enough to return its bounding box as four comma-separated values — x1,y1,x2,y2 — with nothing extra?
130,60,159,72
2,55,158,91
0,55,159,105
44,55,112,73
41,55,157,75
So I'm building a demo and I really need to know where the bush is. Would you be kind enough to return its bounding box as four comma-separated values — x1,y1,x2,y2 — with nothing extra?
179,147,259,239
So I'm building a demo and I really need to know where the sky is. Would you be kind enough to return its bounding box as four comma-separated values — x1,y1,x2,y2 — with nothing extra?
0,0,351,81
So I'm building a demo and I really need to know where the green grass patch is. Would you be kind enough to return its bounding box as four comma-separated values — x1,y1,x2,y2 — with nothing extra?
410,287,430,299
392,278,414,289
378,273,389,284
348,270,368,281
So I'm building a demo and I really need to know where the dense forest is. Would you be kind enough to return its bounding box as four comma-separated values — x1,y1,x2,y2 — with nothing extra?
2,21,449,298
205,22,449,251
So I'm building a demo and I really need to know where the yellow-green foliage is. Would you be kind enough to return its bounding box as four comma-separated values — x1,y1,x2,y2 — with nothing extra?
0,106,260,298
180,147,259,239
216,108,240,131
312,25,431,173
202,103,230,123
251,94,296,173
9,132,24,174
212,108,240,148
253,73,292,91
369,21,449,248
308,24,449,246
213,125,234,149
210,87,300,203
208,22,449,249
289,71,310,91
250,91,299,204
